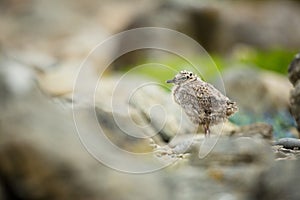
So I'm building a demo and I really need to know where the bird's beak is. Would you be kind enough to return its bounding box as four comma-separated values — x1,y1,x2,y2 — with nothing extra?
166,79,175,83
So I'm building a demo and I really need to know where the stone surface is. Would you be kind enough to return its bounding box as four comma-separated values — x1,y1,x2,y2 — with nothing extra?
249,160,300,200
0,65,169,200
190,137,274,167
152,136,275,200
94,75,196,143
230,123,273,141
1,63,300,200
219,66,292,115
3,1,300,199
288,53,300,86
274,138,300,149
113,0,300,69
288,53,300,135
273,138,300,160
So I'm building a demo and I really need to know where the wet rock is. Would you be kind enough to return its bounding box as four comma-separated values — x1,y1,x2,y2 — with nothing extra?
274,138,300,150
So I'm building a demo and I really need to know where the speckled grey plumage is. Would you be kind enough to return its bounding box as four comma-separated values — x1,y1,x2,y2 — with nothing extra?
167,70,238,136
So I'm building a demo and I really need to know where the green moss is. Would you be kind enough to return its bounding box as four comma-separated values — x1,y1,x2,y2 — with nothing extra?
121,54,226,88
236,48,297,74
121,48,297,85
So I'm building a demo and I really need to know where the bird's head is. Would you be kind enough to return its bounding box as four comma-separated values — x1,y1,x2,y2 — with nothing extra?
166,70,198,85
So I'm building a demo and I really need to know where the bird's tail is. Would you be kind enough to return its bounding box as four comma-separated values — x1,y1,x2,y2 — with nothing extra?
226,101,238,116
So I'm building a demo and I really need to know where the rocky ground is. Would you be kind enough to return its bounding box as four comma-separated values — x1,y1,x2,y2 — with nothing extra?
1,60,300,199
1,0,300,199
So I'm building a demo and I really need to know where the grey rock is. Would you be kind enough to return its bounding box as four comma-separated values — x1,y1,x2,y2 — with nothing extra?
272,145,300,160
217,0,300,51
274,138,300,149
94,75,195,143
0,66,170,200
288,53,300,135
249,160,300,200
0,63,270,200
164,137,275,200
113,0,300,69
230,123,273,141
219,66,292,115
273,138,300,160
190,137,274,167
288,53,300,86
167,167,240,200
95,106,154,152
290,83,300,134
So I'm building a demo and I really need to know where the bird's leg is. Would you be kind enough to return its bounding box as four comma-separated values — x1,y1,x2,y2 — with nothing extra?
203,123,210,137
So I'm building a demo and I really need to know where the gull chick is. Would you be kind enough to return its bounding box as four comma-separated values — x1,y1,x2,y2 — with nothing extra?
166,70,238,136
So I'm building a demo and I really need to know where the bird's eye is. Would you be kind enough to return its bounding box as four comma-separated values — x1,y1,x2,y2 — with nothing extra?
190,73,193,76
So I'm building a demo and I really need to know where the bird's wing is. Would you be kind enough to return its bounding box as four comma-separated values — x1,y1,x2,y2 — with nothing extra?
192,82,228,114
175,85,205,116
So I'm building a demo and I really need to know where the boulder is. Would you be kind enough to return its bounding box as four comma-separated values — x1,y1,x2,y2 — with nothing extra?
288,53,300,135
113,0,300,69
219,66,292,115
249,160,300,200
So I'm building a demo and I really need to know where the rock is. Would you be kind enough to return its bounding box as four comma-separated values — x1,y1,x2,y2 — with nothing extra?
95,106,154,153
0,65,171,200
0,141,98,200
190,137,274,167
0,56,35,98
113,0,300,69
230,123,273,141
112,1,220,69
272,145,300,161
0,62,273,200
111,1,220,70
290,83,300,134
0,66,100,199
249,160,300,200
167,137,274,200
166,167,240,200
94,75,195,143
3,62,300,200
288,53,300,135
274,138,300,150
288,52,300,86
219,66,292,115
36,62,82,97
217,0,300,51
272,138,300,160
